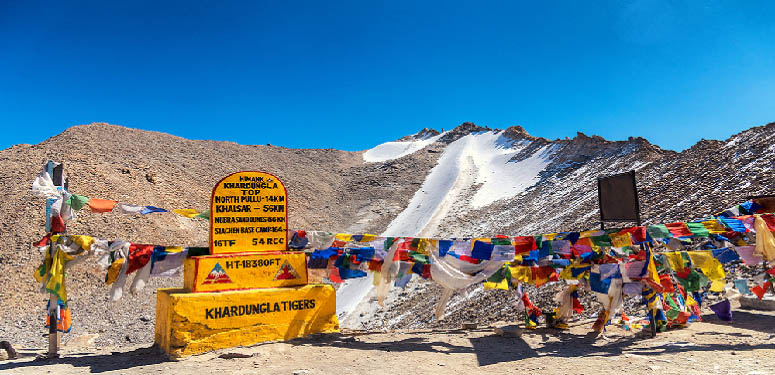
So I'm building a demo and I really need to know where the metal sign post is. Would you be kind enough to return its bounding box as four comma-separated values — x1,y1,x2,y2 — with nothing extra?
44,161,66,358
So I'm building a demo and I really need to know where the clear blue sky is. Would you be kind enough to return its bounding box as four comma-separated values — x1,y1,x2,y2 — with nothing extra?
1,1,773,152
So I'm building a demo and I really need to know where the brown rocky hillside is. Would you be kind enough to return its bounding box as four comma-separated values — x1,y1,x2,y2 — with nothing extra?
1,121,773,346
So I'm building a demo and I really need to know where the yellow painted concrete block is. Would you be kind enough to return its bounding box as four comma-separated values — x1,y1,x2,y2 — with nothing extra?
184,252,308,292
155,284,339,359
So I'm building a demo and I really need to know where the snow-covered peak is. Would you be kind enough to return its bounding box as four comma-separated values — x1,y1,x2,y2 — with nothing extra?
362,130,444,163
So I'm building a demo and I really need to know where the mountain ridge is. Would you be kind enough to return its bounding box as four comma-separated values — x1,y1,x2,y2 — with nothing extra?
1,120,774,344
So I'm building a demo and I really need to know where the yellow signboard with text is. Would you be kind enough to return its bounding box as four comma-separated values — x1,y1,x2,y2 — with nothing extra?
210,171,288,254
155,284,339,358
184,252,308,293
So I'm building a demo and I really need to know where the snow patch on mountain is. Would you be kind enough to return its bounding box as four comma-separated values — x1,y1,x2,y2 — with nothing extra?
382,130,555,236
469,135,554,208
362,132,444,163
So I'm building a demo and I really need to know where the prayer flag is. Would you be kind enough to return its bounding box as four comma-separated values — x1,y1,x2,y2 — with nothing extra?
687,251,726,281
647,224,670,239
65,194,90,211
88,198,117,213
734,279,752,295
720,217,746,233
141,206,168,215
172,209,199,218
709,299,732,322
118,203,143,215
125,244,154,274
711,247,739,264
665,222,692,237
686,222,710,237
702,220,727,234
513,236,537,254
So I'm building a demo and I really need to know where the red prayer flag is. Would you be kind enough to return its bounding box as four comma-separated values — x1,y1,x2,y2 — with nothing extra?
50,215,66,233
125,244,153,274
751,281,771,300
761,214,775,231
628,226,648,243
328,266,343,283
514,236,537,254
33,235,50,247
665,222,693,237
659,274,675,293
572,297,584,314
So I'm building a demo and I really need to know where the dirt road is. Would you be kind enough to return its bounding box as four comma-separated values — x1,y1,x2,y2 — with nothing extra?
2,308,773,375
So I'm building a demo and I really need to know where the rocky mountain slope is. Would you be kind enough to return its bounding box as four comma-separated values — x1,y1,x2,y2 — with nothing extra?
1,121,773,345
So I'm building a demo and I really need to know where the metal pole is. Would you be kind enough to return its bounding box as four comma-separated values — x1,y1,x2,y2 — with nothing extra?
47,236,59,357
44,161,63,358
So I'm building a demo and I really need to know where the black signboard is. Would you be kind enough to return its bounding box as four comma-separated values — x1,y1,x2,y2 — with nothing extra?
597,170,641,229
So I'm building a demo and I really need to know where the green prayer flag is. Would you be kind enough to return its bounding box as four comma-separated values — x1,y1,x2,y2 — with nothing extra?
409,251,429,264
664,296,681,320
647,224,671,239
686,222,710,237
385,237,398,250
487,266,509,283
492,237,511,246
195,210,210,219
591,235,612,247
534,235,543,250
66,194,90,211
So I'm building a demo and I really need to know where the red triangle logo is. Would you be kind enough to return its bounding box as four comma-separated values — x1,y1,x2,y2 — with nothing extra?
202,263,233,284
274,260,300,280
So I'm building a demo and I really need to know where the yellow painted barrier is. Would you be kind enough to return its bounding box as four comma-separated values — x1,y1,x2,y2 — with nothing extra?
184,252,308,292
155,284,339,359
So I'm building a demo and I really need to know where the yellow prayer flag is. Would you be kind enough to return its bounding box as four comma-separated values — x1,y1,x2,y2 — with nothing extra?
664,252,686,272
508,266,532,283
106,258,125,285
173,209,199,218
70,235,95,252
484,278,509,290
559,264,590,280
610,233,633,248
360,234,378,242
687,251,726,281
335,233,353,242
709,280,726,292
416,238,432,255
45,248,74,302
702,220,727,234
754,216,775,261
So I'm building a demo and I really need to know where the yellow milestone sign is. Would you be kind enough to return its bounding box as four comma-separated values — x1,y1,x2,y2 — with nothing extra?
210,171,288,254
184,252,308,292
154,284,339,359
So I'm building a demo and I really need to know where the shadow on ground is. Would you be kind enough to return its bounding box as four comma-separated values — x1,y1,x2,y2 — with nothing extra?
0,346,166,373
3,311,775,371
292,310,775,367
